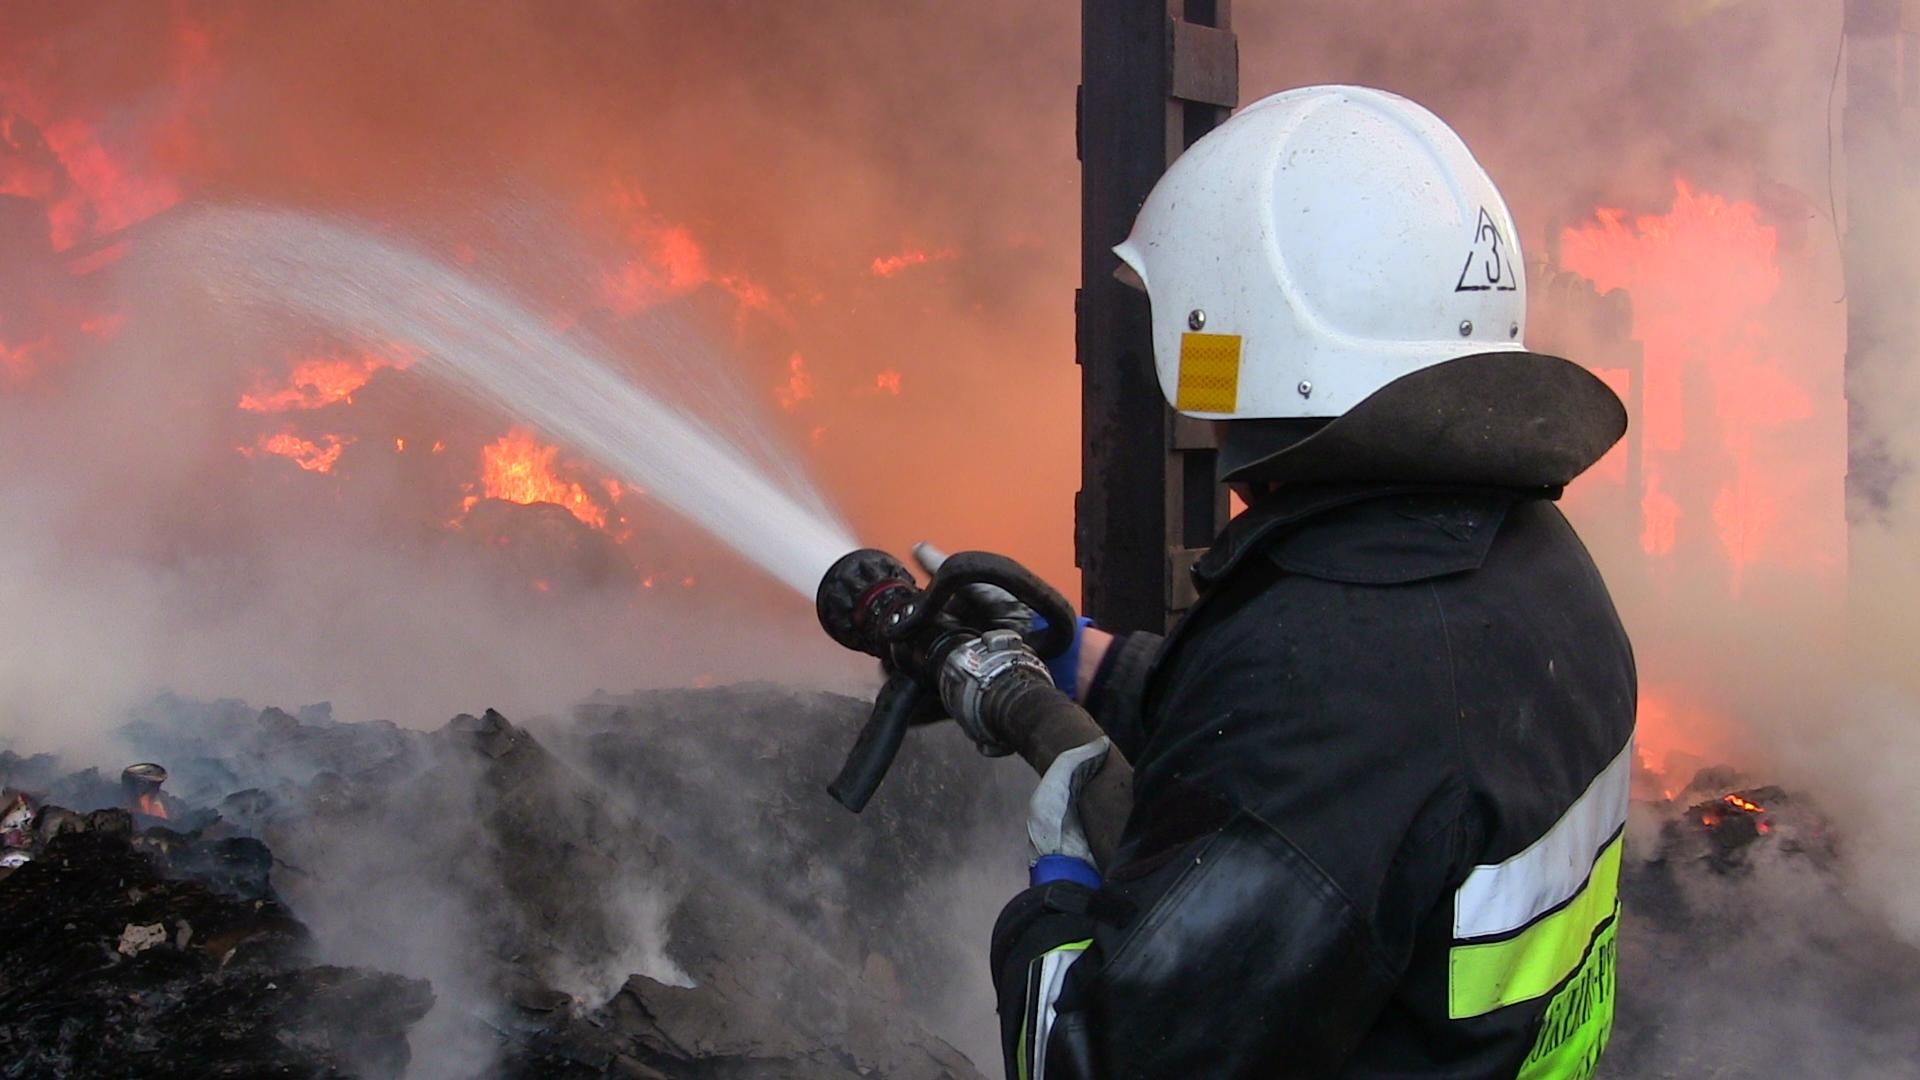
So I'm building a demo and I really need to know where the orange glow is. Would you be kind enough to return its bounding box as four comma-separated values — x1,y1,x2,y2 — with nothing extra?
598,183,770,314
240,353,397,412
871,247,956,277
77,312,126,339
477,428,607,529
874,370,903,396
1722,792,1766,814
134,792,169,820
39,118,182,250
253,431,348,473
394,437,406,452
1560,178,1835,588
1635,684,1739,780
775,353,813,412
0,333,50,379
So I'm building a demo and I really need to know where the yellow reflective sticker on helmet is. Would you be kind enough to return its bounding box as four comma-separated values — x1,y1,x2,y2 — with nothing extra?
1176,333,1241,413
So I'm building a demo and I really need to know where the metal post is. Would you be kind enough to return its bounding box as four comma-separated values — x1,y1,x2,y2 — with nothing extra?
1077,0,1239,633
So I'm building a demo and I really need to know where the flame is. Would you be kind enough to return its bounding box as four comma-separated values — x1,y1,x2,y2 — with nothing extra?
251,431,349,473
870,247,957,278
874,370,903,396
775,353,814,412
476,428,607,529
240,353,398,412
1559,178,1836,589
134,793,169,820
598,183,770,314
1722,792,1766,814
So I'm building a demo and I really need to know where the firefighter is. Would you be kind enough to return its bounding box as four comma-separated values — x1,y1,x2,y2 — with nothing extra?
936,85,1636,1078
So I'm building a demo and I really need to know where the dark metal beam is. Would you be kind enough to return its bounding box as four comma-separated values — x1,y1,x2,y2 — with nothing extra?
1077,0,1239,633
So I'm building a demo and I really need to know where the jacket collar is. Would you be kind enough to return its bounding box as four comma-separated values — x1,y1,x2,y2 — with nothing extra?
1191,483,1554,594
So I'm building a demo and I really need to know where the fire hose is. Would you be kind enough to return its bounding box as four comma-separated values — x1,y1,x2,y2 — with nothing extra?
814,547,1132,866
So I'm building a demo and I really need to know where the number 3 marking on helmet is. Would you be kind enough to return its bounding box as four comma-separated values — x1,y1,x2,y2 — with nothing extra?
1455,207,1519,293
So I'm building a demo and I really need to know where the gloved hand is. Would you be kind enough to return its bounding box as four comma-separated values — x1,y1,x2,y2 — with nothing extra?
913,542,1093,696
938,628,1054,756
1027,737,1111,888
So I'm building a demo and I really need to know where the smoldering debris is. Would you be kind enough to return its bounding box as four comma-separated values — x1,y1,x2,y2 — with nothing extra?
0,805,433,1078
1606,769,1920,1078
10,686,1919,1078
2,689,986,1079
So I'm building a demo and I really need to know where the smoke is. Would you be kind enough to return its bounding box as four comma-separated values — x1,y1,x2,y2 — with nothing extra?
5,0,1920,1072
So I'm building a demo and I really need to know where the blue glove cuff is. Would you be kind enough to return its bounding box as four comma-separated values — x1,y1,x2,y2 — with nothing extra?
1031,615,1094,699
1031,854,1102,890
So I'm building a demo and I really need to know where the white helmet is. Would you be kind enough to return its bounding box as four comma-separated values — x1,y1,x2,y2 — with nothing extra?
1116,85,1622,488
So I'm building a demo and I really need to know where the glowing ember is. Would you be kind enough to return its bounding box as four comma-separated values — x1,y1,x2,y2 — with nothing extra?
475,428,607,529
870,247,956,277
134,792,169,820
250,432,349,473
1723,793,1766,815
240,353,399,412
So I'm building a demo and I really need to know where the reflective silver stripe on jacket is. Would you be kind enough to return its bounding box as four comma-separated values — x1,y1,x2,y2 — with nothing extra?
1454,738,1633,939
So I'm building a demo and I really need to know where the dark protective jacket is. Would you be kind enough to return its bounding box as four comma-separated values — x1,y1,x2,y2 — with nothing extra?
992,485,1637,1079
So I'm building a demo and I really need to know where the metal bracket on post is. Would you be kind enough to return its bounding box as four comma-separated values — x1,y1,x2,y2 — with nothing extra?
1078,1,1238,634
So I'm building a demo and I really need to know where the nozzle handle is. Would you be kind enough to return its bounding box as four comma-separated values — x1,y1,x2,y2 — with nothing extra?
891,551,1078,660
829,673,931,812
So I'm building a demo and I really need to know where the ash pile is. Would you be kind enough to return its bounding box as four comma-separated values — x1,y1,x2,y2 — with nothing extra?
1606,767,1920,1077
0,687,1016,1078
8,689,1920,1078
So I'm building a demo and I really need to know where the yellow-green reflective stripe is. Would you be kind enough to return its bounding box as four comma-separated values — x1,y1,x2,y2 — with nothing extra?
1449,834,1622,1019
1017,939,1092,1080
1517,912,1618,1080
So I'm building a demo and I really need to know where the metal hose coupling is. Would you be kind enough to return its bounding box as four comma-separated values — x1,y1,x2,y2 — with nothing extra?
940,629,1054,757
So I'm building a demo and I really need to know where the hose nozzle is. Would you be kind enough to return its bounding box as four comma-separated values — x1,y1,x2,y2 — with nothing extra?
816,548,920,657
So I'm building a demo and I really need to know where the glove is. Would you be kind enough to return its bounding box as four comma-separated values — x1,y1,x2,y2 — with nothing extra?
1027,737,1110,888
938,629,1053,756
913,542,1091,694
912,542,1033,634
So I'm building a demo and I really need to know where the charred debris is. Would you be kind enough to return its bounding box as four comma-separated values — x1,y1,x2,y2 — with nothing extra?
4,688,1919,1078
1,689,996,1079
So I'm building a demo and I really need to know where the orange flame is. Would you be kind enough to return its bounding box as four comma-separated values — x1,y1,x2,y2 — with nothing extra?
1722,792,1766,815
134,792,169,820
240,353,398,412
874,370,903,396
475,428,607,528
252,431,349,473
1559,178,1835,590
870,248,957,277
598,183,770,314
